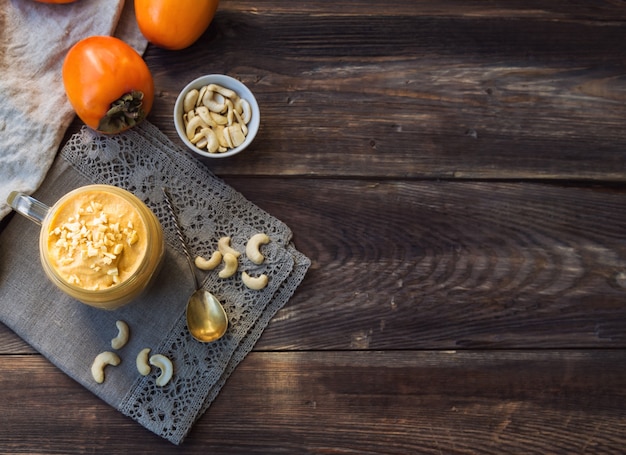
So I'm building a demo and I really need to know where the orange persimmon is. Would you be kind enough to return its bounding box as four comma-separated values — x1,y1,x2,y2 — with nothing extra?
134,0,219,50
62,36,154,134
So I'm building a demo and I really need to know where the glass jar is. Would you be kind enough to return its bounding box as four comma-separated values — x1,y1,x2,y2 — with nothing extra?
8,184,164,310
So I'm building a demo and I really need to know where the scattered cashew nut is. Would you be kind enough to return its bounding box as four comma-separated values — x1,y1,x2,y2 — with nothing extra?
217,236,241,258
149,354,174,387
91,351,121,384
241,271,269,290
246,233,271,264
219,252,239,278
181,82,252,154
110,320,130,350
195,251,223,270
136,348,151,376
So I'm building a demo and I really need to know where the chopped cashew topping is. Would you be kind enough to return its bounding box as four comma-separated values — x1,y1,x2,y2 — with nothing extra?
47,195,144,290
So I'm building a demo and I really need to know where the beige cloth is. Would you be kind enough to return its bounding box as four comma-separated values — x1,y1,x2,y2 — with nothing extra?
0,0,146,222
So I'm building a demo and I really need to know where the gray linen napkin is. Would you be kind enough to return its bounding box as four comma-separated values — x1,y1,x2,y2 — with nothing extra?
0,121,310,444
0,0,146,222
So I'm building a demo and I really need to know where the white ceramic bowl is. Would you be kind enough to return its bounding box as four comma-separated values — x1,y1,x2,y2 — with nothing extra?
174,74,260,158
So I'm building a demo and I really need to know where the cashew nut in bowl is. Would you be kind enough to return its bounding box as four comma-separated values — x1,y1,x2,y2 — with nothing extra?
149,354,174,387
240,99,252,124
192,127,220,153
202,89,226,113
110,320,130,350
177,78,257,156
208,83,237,99
195,106,217,128
246,233,270,265
183,89,199,112
226,124,246,148
219,252,239,278
136,348,151,376
217,236,240,258
186,115,210,140
91,351,121,384
194,251,222,270
242,271,269,290
197,85,208,107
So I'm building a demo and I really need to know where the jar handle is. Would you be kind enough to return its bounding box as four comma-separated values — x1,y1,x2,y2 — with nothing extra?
7,191,50,226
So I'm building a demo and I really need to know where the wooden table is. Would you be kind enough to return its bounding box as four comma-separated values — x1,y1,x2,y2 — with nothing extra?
2,1,626,452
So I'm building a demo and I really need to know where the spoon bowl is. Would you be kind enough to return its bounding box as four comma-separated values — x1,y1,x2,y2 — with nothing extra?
186,290,228,342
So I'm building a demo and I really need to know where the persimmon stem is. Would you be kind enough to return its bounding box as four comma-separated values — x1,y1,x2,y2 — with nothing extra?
98,91,146,133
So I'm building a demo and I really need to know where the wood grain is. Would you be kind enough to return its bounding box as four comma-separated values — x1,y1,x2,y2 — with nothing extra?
2,0,626,452
2,179,625,354
144,0,626,180
0,351,625,454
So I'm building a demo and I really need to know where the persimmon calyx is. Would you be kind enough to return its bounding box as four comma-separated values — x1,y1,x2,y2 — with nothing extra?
98,90,147,134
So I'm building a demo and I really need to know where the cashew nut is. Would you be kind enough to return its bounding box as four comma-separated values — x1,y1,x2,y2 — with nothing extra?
110,320,130,350
186,115,208,140
149,354,174,387
241,271,269,290
183,89,199,112
225,99,235,125
91,351,121,384
219,252,239,278
192,127,220,153
240,99,252,124
208,83,237,99
246,233,270,264
197,85,208,107
226,124,246,147
210,111,228,125
194,251,222,270
234,109,248,135
217,236,241,258
202,90,226,113
136,348,151,376
215,126,229,148
222,126,234,148
195,106,218,128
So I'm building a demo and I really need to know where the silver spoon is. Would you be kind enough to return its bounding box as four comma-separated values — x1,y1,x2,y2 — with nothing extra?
162,188,228,342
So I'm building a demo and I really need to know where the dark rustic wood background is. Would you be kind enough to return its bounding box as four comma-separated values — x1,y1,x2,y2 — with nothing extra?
1,0,626,453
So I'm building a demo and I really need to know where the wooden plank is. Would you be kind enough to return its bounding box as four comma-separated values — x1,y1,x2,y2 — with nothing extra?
222,0,626,18
143,1,626,180
2,179,625,353
215,178,626,350
0,350,624,453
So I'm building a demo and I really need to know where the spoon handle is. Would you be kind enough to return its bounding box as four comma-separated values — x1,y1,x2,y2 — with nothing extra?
162,188,200,290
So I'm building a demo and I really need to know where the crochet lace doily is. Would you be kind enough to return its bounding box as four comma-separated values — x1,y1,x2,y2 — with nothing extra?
60,121,310,444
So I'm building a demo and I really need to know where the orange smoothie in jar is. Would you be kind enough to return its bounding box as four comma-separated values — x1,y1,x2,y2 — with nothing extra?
40,185,164,309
